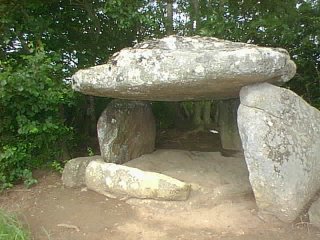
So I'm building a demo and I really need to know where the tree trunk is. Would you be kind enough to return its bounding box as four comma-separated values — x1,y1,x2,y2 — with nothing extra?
193,101,202,126
166,0,174,35
190,0,200,33
202,101,212,126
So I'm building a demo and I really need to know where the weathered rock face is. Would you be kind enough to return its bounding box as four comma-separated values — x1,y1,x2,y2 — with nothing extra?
237,83,320,222
62,156,103,187
218,98,243,157
97,99,156,164
85,160,191,200
308,198,320,228
72,36,296,101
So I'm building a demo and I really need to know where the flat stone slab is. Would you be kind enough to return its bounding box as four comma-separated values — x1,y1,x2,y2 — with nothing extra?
72,36,296,101
238,83,320,222
85,160,191,200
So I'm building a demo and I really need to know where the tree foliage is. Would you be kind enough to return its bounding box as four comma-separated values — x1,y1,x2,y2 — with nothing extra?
0,49,74,188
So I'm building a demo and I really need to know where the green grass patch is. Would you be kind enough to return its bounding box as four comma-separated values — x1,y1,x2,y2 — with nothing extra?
0,209,30,240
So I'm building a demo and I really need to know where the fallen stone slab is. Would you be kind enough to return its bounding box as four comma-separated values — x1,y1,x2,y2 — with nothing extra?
238,83,320,222
85,160,191,200
62,155,103,187
97,99,156,164
72,36,296,101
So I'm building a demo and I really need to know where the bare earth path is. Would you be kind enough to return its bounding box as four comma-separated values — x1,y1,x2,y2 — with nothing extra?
1,130,320,240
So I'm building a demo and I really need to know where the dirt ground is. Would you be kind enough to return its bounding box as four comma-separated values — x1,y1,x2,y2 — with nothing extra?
1,129,320,240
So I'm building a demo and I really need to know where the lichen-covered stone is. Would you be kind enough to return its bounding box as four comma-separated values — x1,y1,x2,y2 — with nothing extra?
97,99,156,164
218,98,243,157
85,160,191,200
237,83,320,222
62,156,103,187
308,197,320,228
72,36,296,101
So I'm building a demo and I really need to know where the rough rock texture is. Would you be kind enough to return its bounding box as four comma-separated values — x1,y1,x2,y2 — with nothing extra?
97,99,156,164
237,83,320,222
62,155,103,187
72,36,296,101
124,149,251,197
85,160,191,200
308,197,320,228
218,98,243,157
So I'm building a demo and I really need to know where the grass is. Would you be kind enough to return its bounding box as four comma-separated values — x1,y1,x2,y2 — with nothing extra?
0,209,30,240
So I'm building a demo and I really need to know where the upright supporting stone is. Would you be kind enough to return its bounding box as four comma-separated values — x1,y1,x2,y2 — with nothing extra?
97,99,156,164
309,197,320,228
218,98,243,156
238,83,320,222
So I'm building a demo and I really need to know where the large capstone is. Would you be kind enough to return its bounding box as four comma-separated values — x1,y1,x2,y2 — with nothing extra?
85,160,191,200
97,99,156,164
72,36,296,101
237,83,320,222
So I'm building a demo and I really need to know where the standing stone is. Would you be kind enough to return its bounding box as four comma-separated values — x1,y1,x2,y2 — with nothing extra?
97,99,156,164
308,197,320,228
62,155,103,187
85,160,191,200
72,36,296,101
238,83,320,222
218,98,243,157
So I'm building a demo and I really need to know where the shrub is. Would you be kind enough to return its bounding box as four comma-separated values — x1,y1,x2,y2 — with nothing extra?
0,50,74,189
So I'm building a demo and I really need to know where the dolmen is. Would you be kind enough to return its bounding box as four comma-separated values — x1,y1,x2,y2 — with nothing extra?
72,35,295,100
65,35,320,223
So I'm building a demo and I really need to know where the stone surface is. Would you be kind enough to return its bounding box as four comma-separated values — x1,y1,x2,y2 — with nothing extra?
72,36,296,101
97,99,156,164
85,160,191,200
62,155,103,187
125,149,253,210
218,98,243,157
125,149,251,195
309,197,320,228
237,83,320,222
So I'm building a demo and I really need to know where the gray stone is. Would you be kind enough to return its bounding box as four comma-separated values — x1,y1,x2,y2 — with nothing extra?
97,99,156,164
72,36,296,101
218,98,243,157
237,83,320,222
62,155,103,187
309,197,320,228
85,160,191,200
